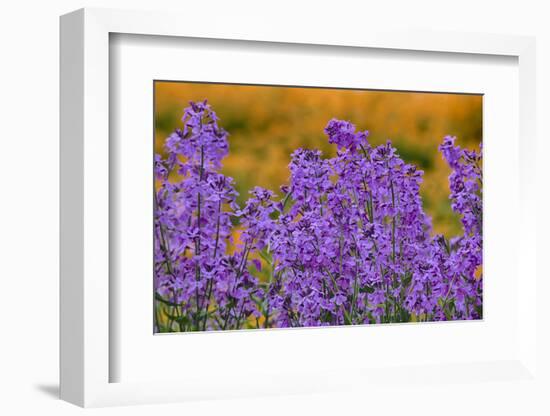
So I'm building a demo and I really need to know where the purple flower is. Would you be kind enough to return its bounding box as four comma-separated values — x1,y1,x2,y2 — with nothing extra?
324,118,369,151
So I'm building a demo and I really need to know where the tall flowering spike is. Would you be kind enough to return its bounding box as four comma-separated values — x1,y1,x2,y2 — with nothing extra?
439,135,462,169
287,148,332,215
422,135,484,321
154,101,262,332
324,118,369,151
165,99,229,170
239,186,276,251
439,135,482,236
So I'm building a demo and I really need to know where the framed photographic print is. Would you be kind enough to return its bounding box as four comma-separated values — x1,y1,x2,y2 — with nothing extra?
60,7,541,409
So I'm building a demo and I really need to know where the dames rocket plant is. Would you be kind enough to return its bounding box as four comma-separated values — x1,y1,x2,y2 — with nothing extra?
154,101,483,332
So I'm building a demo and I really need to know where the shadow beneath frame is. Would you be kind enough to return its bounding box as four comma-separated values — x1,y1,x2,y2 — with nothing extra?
34,383,59,399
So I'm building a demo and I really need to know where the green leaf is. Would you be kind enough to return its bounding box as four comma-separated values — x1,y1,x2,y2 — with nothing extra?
258,249,273,264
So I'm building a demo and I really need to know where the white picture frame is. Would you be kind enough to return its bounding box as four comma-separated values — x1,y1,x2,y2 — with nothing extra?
60,7,540,408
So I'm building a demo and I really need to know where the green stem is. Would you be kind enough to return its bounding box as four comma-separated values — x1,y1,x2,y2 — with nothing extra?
194,145,205,330
201,198,223,330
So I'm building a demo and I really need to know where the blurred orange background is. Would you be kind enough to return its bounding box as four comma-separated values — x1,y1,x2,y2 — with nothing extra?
154,81,482,237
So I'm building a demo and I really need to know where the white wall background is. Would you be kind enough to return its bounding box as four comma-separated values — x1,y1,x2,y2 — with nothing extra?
0,1,548,415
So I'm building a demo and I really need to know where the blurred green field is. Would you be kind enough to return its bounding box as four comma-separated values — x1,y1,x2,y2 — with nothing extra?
155,81,482,238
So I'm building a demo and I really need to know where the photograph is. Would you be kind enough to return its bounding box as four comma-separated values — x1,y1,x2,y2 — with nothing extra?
153,82,483,332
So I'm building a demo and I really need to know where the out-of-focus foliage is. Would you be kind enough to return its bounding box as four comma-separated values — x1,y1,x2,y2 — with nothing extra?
155,82,482,237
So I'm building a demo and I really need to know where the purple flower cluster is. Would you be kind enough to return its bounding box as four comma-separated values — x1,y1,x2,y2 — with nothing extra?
154,101,482,332
154,101,263,331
